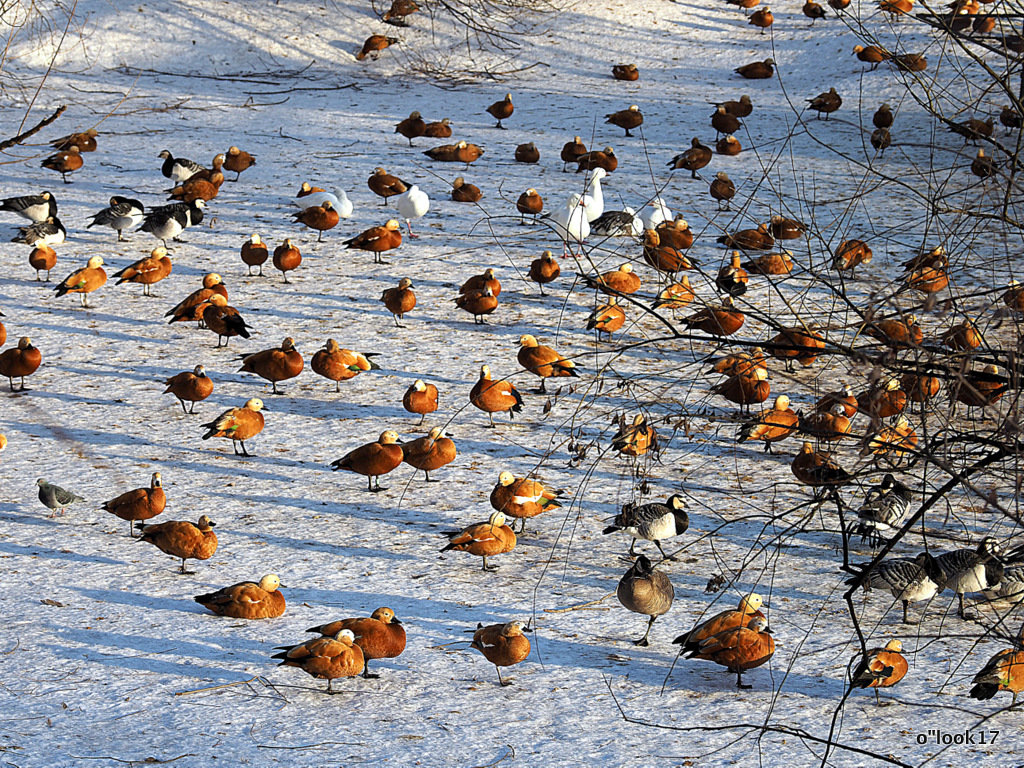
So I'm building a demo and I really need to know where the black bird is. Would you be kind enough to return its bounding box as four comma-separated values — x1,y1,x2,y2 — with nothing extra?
603,495,689,559
935,538,1003,618
11,216,66,247
847,551,946,624
87,196,144,241
852,474,912,545
0,191,56,222
140,200,205,246
158,150,204,183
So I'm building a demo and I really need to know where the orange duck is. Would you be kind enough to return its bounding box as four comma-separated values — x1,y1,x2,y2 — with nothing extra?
293,201,339,242
367,167,408,204
356,34,398,61
470,364,523,427
612,63,639,81
0,337,42,391
742,250,793,276
28,244,57,281
203,294,251,347
306,608,406,678
749,6,774,32
673,593,766,656
461,268,501,297
486,92,514,129
516,188,544,222
455,287,498,324
852,639,909,706
41,145,83,183
169,163,223,203
653,278,695,311
586,297,627,337
791,441,851,489
685,615,775,689
238,337,303,394
54,255,106,307
854,44,888,70
942,317,983,351
343,220,402,264
712,367,771,412
272,238,302,283
165,273,228,325
643,229,696,273
395,111,426,146
195,574,285,619
718,222,774,251
667,138,712,178
402,426,457,482
770,215,807,240
717,135,742,156
1002,280,1024,312
864,315,923,346
528,250,560,293
164,364,213,413
862,415,918,460
224,145,256,181
403,379,438,424
471,621,531,686
311,341,379,391
708,348,767,378
605,104,643,136
716,252,749,296
423,117,452,138
381,277,416,326
969,624,1024,707
201,398,265,456
424,141,485,165
490,471,562,532
517,334,578,393
560,136,588,171
113,247,172,296
612,413,659,457
574,146,617,173
857,378,907,419
904,257,949,294
767,324,825,369
737,395,798,452
451,177,482,203
50,128,98,152
139,514,217,573
951,364,1008,409
330,430,404,492
735,58,775,79
683,296,745,336
102,471,166,537
901,371,941,409
832,239,873,274
273,628,364,692
441,511,517,571
240,234,269,276
656,216,695,250
583,263,640,295
800,403,853,443
514,142,539,163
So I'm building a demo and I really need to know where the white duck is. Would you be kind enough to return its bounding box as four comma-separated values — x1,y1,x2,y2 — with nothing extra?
293,188,353,219
396,185,430,238
640,197,672,230
581,167,606,223
550,193,590,255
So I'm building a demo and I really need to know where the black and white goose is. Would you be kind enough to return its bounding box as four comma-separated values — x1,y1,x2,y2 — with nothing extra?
590,208,643,239
0,191,57,222
984,561,1024,605
935,537,1004,618
852,474,913,545
87,196,144,241
849,551,946,624
11,216,66,247
603,494,689,559
140,200,205,246
158,150,204,184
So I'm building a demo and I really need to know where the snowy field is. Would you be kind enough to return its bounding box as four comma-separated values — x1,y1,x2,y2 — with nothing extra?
0,0,1022,766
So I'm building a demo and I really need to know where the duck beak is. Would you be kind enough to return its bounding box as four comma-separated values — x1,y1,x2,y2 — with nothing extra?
391,617,403,625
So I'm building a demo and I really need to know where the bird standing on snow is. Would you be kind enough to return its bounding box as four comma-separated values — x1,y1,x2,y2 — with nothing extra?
87,196,144,241
37,479,85,517
396,185,430,237
470,620,530,685
616,554,674,646
603,494,688,559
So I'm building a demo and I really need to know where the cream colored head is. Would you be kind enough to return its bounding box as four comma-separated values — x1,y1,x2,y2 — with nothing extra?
488,511,507,527
203,273,223,287
208,293,228,307
498,470,515,486
152,471,162,486
412,379,427,392
519,334,538,348
86,256,104,269
334,628,356,643
244,398,264,411
385,219,400,230
197,515,215,529
502,620,526,637
618,264,633,274
379,430,400,444
427,426,445,439
884,639,903,652
398,277,413,289
739,593,764,613
258,574,282,591
371,607,397,623
151,246,168,258
773,395,791,410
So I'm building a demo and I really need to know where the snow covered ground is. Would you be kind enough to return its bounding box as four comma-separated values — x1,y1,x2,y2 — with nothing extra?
0,0,1021,766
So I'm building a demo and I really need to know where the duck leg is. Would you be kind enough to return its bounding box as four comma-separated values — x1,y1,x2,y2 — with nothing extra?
362,660,379,679
495,666,511,685
635,615,657,646
736,672,751,689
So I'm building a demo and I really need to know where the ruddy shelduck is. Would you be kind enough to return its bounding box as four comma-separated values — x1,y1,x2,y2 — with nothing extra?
330,430,404,492
306,607,406,678
273,628,365,693
200,398,265,456
102,471,166,536
195,574,286,619
471,621,530,685
139,514,217,574
441,511,517,571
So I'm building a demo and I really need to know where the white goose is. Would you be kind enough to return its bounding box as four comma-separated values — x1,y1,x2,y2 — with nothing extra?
640,197,672,230
549,193,590,255
293,188,353,219
396,185,430,238
580,167,606,223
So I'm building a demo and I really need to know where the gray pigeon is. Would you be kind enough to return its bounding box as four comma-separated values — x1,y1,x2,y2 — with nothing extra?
37,478,84,516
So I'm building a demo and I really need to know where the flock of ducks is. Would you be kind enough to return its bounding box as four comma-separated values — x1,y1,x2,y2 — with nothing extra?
2,0,1023,708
